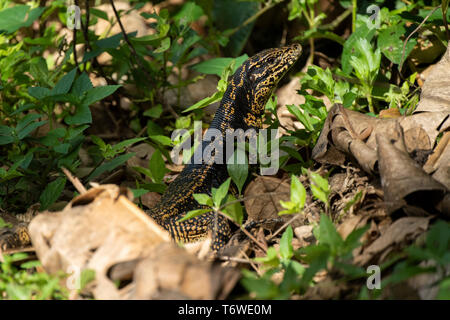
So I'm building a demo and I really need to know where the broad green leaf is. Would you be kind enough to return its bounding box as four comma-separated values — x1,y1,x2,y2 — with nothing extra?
0,5,45,34
341,25,376,74
28,86,50,100
0,126,15,146
0,217,13,228
182,91,223,113
88,153,135,181
178,208,212,222
173,2,204,24
149,149,168,183
280,226,294,260
154,37,171,53
222,194,243,226
90,8,109,21
112,137,147,153
51,68,77,96
317,214,343,253
212,0,259,56
64,104,92,125
131,188,149,199
254,247,280,268
83,85,121,106
39,177,67,211
79,269,96,290
227,150,248,195
15,114,41,133
290,175,306,209
378,24,417,65
149,135,173,146
17,120,47,140
72,72,93,97
143,105,163,118
191,55,248,76
212,177,231,208
193,193,213,207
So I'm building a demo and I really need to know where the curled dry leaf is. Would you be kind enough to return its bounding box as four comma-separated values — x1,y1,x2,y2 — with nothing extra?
376,130,449,218
354,216,431,266
29,184,170,299
29,184,238,300
132,243,239,300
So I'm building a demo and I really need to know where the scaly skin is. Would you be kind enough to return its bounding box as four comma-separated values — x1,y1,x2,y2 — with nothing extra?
147,44,302,250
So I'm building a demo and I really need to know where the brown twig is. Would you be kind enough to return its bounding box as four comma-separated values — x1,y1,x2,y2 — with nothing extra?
62,167,87,194
218,210,267,253
72,24,79,71
266,213,302,241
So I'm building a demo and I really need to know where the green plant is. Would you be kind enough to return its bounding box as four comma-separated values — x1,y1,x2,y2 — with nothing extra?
0,253,68,300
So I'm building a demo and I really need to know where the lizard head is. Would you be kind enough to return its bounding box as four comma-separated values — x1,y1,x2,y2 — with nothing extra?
234,43,302,127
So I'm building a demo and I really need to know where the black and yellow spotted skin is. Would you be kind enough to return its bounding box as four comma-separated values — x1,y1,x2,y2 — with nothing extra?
147,44,302,251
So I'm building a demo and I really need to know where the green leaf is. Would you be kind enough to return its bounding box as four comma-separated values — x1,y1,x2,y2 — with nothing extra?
28,86,50,100
149,135,173,146
290,175,306,210
154,37,171,53
378,24,416,65
227,150,248,195
438,278,450,300
178,208,212,222
0,125,15,145
51,68,77,96
39,177,67,211
193,193,213,207
254,247,280,268
183,91,223,113
241,269,279,299
149,149,168,184
212,177,231,208
309,171,330,205
143,105,163,118
90,8,109,21
317,214,343,254
341,25,376,74
88,153,135,181
212,0,259,56
72,72,93,97
191,55,248,76
83,85,121,105
222,194,243,226
112,137,147,153
79,269,96,290
280,226,294,260
131,188,149,199
173,2,204,24
0,217,13,228
64,104,92,125
0,5,45,34
17,120,47,140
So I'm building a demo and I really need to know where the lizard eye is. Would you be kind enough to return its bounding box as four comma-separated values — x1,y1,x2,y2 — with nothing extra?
249,73,257,82
267,57,275,64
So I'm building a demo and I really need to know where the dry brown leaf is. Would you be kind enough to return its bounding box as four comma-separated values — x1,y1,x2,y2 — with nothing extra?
414,43,450,114
132,243,238,299
376,131,448,218
354,217,431,266
244,176,290,222
29,184,171,299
